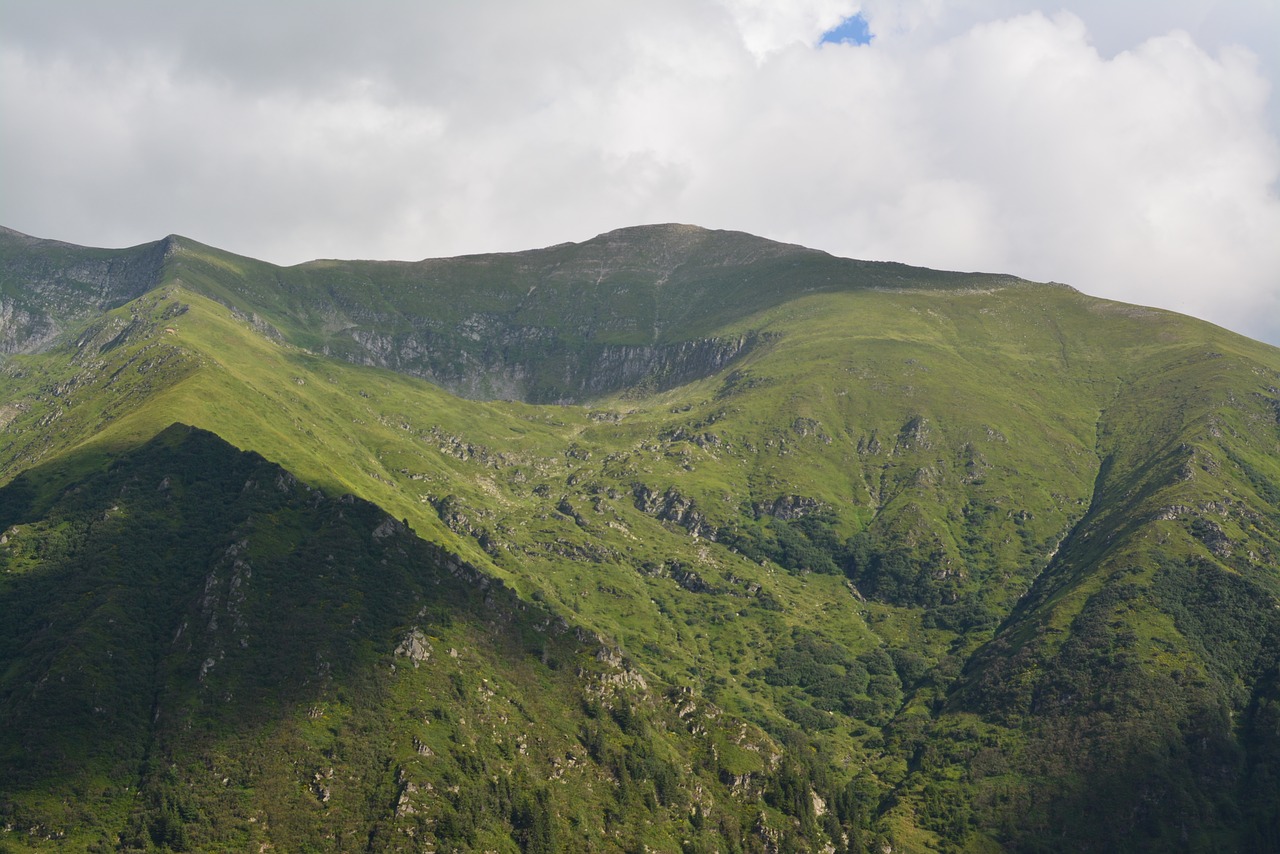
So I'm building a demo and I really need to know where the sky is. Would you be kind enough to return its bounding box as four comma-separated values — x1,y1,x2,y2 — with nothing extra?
2,1,1279,345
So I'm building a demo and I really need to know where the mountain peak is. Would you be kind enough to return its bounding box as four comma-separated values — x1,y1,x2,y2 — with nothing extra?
581,222,824,263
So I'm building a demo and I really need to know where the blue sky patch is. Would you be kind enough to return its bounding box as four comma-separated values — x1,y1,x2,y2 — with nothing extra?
819,13,872,46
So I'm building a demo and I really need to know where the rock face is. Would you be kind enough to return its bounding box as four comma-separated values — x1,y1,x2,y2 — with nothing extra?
394,628,433,667
633,484,716,540
753,494,823,520
0,227,169,355
344,326,766,403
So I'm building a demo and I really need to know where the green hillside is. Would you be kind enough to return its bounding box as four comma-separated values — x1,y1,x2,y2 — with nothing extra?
2,224,1279,851
0,425,817,852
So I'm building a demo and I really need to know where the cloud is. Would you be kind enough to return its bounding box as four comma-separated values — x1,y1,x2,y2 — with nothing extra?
1,1,1277,344
714,0,856,56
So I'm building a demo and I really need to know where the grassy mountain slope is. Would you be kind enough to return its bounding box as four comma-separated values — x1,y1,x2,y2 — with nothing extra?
1,424,826,852
951,336,1280,849
158,224,1017,402
2,226,1280,851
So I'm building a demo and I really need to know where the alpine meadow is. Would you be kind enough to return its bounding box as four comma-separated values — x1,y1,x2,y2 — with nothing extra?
2,222,1280,852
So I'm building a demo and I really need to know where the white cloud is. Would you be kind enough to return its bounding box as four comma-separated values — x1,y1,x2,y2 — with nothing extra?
1,1,1277,343
715,0,858,56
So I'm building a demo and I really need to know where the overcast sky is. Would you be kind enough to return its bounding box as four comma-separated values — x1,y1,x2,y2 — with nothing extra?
3,1,1278,344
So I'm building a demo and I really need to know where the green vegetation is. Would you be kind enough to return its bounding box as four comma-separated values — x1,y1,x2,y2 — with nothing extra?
2,224,1280,850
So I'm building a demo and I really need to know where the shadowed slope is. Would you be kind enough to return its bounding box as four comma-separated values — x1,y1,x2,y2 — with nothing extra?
0,424,822,852
0,227,171,355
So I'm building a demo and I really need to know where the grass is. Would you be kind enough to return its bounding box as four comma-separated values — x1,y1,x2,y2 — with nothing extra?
2,228,1280,850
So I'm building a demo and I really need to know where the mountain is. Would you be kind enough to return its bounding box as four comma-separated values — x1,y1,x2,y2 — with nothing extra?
2,223,1279,852
1,224,1017,404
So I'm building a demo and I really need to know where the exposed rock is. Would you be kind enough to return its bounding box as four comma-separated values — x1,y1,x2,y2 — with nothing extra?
791,417,831,443
752,494,823,521
632,484,716,539
1190,517,1232,557
394,628,433,668
594,645,648,690
0,229,169,355
373,516,405,540
643,559,718,594
720,769,757,794
347,325,768,404
895,415,931,452
1156,505,1191,521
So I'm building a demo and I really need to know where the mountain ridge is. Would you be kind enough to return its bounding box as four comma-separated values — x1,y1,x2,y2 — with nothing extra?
2,224,1280,851
3,223,1057,404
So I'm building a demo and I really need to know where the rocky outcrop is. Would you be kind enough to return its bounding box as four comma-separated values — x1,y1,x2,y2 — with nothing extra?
394,628,433,668
638,559,717,593
752,494,823,520
341,326,768,404
573,334,764,400
0,228,169,355
633,484,716,540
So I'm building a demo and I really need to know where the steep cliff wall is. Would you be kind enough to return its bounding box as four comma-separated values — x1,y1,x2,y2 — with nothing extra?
0,228,169,354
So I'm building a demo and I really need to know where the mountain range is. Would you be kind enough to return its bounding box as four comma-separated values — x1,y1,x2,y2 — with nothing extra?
2,223,1279,852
